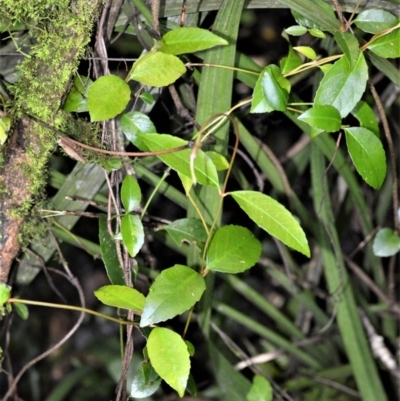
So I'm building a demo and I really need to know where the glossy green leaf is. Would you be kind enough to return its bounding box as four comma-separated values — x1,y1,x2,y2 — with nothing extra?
0,116,10,145
164,218,207,252
230,191,310,257
185,341,195,357
121,214,144,257
309,28,326,39
63,75,92,112
334,31,360,67
140,264,205,327
120,111,157,150
101,157,123,172
206,225,261,273
280,45,302,75
94,284,145,311
128,50,186,87
352,101,380,137
130,362,161,398
0,283,11,306
139,92,154,104
344,127,387,189
367,29,400,59
298,105,342,133
284,25,307,36
147,327,190,397
293,46,317,60
99,215,124,285
121,175,142,213
87,75,130,122
373,228,400,257
246,375,273,401
314,52,368,117
159,27,228,55
14,302,29,320
135,133,219,187
290,0,338,30
354,9,398,34
205,151,229,171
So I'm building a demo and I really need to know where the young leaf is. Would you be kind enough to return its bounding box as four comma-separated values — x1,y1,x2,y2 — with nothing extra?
293,46,317,60
0,116,11,145
14,302,29,320
147,327,190,397
87,75,130,121
128,51,186,87
334,31,360,67
230,191,310,257
94,284,145,311
351,101,380,137
298,105,342,133
164,218,208,252
139,92,154,105
135,133,219,187
284,25,307,36
63,75,93,112
120,111,157,150
367,29,400,59
246,375,273,401
130,362,162,398
121,175,142,213
140,264,205,327
99,215,125,285
373,228,400,257
280,45,302,75
159,27,228,55
344,127,387,189
205,151,229,171
309,28,326,39
206,225,262,273
121,214,144,257
0,283,11,306
354,9,398,34
314,52,368,117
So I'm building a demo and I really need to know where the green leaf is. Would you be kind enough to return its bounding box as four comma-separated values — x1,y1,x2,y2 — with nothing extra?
206,225,261,273
0,283,11,306
354,9,398,34
99,215,124,285
0,116,11,145
367,29,400,59
139,92,154,105
293,46,317,60
246,375,273,401
205,151,229,171
164,218,208,252
159,27,228,55
121,175,142,213
130,362,162,398
87,75,130,122
140,264,205,327
314,52,368,117
280,45,302,75
63,75,93,112
94,284,145,311
120,111,157,151
290,0,338,30
351,101,380,137
121,214,144,257
185,341,195,357
298,105,342,133
373,228,400,257
128,51,186,87
309,28,326,38
230,191,310,257
344,127,387,189
14,302,29,320
284,25,307,36
147,327,190,397
334,31,360,67
135,133,219,187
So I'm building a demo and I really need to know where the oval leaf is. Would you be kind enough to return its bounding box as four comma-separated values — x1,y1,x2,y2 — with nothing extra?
140,264,205,327
63,75,93,112
344,127,387,189
121,175,142,213
280,45,302,75
373,228,400,257
230,191,310,257
14,302,29,320
120,111,157,150
0,283,11,306
207,225,261,273
284,25,308,36
128,51,186,87
351,101,380,137
354,9,398,34
147,327,190,397
293,46,317,60
130,362,162,398
298,105,342,133
367,29,400,59
160,27,228,55
314,52,368,117
94,284,145,311
261,65,290,112
246,375,273,401
87,75,130,122
99,215,125,285
334,31,360,67
136,133,219,187
121,214,144,257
